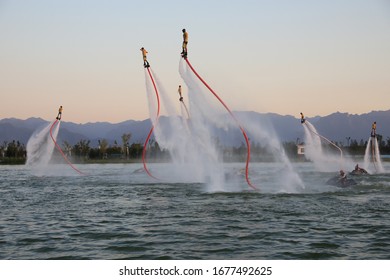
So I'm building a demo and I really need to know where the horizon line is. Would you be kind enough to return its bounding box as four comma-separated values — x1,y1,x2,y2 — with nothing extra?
1,109,389,125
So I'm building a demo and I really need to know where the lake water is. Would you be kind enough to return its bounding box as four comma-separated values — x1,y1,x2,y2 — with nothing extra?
1,162,389,259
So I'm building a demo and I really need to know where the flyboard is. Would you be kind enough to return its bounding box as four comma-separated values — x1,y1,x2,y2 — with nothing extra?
50,119,85,175
183,55,257,190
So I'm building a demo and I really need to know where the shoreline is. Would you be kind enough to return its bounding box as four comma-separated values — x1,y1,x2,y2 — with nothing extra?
2,156,390,165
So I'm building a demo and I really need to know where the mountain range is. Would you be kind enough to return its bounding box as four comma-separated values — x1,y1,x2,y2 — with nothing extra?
1,110,389,147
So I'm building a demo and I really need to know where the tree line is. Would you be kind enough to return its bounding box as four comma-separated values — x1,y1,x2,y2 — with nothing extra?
63,133,169,162
0,140,26,164
1,133,390,164
0,133,168,164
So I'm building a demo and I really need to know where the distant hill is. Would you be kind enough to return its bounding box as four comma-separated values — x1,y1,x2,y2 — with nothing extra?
310,110,390,143
1,110,389,147
0,117,152,146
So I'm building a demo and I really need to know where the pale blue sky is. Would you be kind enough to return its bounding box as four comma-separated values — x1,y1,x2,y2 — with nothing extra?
1,0,389,123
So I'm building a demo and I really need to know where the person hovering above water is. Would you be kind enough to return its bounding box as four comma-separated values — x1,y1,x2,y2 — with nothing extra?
178,85,183,101
300,112,305,123
140,47,150,68
56,106,63,120
371,121,376,137
181,28,188,58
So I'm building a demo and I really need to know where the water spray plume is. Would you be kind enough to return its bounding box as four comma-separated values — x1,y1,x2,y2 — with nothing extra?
26,121,57,169
183,57,257,190
142,67,160,180
302,120,344,171
364,137,384,173
180,100,190,119
141,62,223,187
49,119,86,175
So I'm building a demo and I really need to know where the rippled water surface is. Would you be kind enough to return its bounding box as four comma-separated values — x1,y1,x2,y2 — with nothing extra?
1,163,389,259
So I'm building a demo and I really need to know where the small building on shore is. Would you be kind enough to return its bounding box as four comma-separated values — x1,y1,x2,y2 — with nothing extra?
297,144,305,155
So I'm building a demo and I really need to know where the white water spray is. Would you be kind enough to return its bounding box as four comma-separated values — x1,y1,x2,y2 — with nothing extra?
363,137,384,173
143,65,226,190
238,114,305,192
178,60,228,190
302,121,348,172
26,121,60,174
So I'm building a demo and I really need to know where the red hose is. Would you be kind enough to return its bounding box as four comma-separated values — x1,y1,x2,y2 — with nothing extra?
142,67,160,179
50,119,85,175
184,58,257,190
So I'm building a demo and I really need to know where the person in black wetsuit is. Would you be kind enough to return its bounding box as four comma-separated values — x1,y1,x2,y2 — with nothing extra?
56,106,63,120
300,112,305,124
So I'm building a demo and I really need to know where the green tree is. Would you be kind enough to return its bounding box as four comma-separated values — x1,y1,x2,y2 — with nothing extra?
121,133,132,159
74,139,91,160
0,141,7,158
98,139,109,159
129,143,143,158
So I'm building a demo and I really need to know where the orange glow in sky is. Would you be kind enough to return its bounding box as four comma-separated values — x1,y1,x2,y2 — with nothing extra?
1,0,389,123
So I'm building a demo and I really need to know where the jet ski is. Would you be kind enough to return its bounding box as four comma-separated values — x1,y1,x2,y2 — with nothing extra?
349,168,369,175
326,176,357,188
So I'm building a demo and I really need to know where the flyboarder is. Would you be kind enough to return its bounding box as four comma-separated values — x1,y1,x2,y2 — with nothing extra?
181,28,188,58
300,112,305,123
178,85,190,119
371,121,376,137
56,106,63,120
140,47,150,68
178,85,183,101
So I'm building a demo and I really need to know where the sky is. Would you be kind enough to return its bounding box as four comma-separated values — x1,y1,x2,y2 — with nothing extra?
0,0,389,123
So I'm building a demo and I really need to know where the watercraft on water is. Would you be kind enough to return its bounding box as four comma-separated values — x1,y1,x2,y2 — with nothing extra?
326,170,357,187
326,176,357,188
